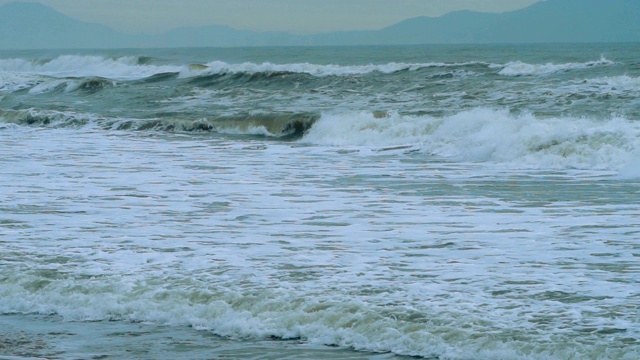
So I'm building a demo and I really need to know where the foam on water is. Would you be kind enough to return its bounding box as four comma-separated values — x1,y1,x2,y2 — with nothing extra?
531,75,640,104
25,79,67,94
0,72,40,92
0,55,181,80
3,55,614,81
494,56,614,77
581,75,640,93
0,108,108,128
3,106,638,173
2,45,640,359
0,108,316,138
2,124,639,359
179,60,489,78
303,109,640,172
1,55,489,84
3,279,635,359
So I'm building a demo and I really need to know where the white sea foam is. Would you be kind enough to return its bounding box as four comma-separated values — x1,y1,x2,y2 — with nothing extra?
303,109,640,171
0,55,490,82
0,55,181,80
27,79,68,94
532,75,640,102
0,54,616,83
0,72,41,92
1,125,638,359
581,75,640,93
2,45,640,360
3,276,634,360
495,56,614,77
180,60,488,78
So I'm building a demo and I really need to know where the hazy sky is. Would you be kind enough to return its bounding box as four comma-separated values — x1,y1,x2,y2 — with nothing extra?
2,0,543,34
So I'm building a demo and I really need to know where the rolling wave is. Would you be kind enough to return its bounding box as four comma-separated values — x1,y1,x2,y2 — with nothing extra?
0,54,622,96
3,107,639,173
302,109,640,172
0,108,96,128
1,55,488,82
1,54,615,81
0,55,181,80
0,55,490,94
2,273,619,360
0,108,318,138
114,112,318,138
494,56,614,77
26,77,116,94
580,75,640,93
180,60,490,78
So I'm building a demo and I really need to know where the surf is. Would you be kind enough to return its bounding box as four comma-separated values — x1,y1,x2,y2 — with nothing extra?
494,56,614,77
302,108,640,172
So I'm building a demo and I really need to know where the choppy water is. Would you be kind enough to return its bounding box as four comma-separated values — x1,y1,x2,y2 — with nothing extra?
1,44,640,360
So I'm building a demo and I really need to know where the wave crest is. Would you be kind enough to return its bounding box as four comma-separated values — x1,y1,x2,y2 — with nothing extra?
302,109,640,171
0,55,181,80
494,56,614,77
114,112,318,138
0,108,318,138
180,60,489,78
1,54,618,84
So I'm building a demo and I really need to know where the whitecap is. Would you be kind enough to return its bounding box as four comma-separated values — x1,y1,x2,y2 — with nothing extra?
496,56,614,77
302,108,640,172
179,60,489,78
0,55,182,80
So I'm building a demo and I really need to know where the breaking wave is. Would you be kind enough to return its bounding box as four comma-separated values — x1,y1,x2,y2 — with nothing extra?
1,54,621,96
3,106,639,172
0,108,318,138
579,75,640,93
180,60,490,78
0,55,181,80
302,108,640,172
494,56,614,77
27,77,115,94
3,272,631,360
1,55,492,81
114,112,318,138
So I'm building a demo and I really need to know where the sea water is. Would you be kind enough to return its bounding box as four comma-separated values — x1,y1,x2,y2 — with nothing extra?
1,44,639,359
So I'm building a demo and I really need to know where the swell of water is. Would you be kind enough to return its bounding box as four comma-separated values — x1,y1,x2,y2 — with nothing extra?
494,56,614,77
0,53,618,79
2,48,638,128
2,106,639,172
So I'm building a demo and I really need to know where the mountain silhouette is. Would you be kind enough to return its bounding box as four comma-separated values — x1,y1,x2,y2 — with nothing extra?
0,0,638,49
0,2,127,49
368,0,640,44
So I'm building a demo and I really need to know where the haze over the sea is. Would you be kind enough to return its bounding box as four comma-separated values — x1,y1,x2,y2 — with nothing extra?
0,0,639,49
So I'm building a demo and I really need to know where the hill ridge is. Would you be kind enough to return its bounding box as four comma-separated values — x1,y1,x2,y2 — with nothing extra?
0,0,638,49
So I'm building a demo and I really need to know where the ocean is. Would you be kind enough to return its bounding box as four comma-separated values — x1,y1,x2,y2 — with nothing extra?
1,43,639,360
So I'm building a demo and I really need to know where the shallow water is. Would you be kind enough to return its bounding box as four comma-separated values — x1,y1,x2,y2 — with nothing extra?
0,314,409,360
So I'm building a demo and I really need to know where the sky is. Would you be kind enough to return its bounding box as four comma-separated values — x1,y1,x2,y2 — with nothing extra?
0,0,543,34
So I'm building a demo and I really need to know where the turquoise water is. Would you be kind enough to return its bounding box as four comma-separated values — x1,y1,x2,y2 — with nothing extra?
1,44,639,359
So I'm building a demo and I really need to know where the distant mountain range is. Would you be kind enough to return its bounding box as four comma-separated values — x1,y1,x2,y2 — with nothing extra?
1,0,639,49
